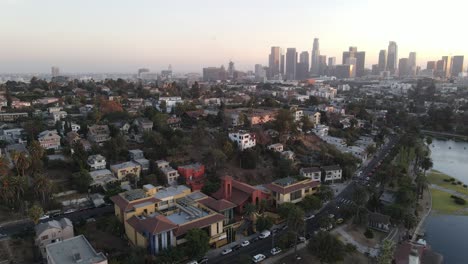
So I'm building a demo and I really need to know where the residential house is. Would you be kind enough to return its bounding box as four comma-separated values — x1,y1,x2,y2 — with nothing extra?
111,185,228,254
89,169,117,187
267,143,283,152
166,116,181,129
110,161,141,180
0,127,25,144
299,167,321,182
133,118,153,133
51,110,67,122
161,167,180,186
129,149,145,160
45,235,107,264
228,131,256,151
87,125,110,144
177,163,205,191
265,177,320,208
35,218,74,257
62,122,80,133
212,176,270,214
0,112,28,122
87,154,106,171
155,160,170,170
380,190,397,206
280,150,295,160
110,121,130,135
129,149,149,173
322,165,342,183
38,130,61,150
66,131,80,145
367,212,391,233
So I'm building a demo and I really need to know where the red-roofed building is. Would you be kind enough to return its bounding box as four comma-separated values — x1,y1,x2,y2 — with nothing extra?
177,163,205,191
212,176,270,214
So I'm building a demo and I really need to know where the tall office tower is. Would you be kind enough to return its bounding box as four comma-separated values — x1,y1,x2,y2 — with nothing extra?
372,65,379,75
378,50,387,72
296,51,310,80
442,56,452,78
426,61,436,70
310,38,320,75
280,53,285,76
398,58,409,77
254,64,267,81
408,52,417,76
335,65,353,79
342,47,357,64
299,51,310,71
387,41,398,75
268,47,280,79
285,48,297,80
51,66,60,77
227,61,235,79
328,57,336,67
319,55,327,75
436,60,446,78
451,56,464,77
355,51,366,77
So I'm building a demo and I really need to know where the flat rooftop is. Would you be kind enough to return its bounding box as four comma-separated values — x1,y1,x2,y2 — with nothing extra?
45,235,107,264
273,177,299,187
154,185,190,200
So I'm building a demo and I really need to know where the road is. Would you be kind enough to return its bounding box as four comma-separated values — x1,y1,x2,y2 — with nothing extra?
0,205,114,236
211,135,399,264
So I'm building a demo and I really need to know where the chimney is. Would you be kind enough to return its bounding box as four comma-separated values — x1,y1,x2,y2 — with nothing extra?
223,176,233,200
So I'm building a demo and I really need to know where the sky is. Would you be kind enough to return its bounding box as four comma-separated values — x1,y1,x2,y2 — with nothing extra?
0,0,466,74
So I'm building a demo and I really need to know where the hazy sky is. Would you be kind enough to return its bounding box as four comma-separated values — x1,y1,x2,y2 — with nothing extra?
0,0,466,73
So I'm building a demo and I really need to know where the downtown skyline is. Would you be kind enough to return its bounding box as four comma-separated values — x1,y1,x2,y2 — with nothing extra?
0,0,467,73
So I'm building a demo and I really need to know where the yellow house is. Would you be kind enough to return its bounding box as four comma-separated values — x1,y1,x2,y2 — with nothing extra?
110,161,141,180
265,177,320,207
111,184,227,255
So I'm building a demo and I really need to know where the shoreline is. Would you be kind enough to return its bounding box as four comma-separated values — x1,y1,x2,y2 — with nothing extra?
426,170,468,216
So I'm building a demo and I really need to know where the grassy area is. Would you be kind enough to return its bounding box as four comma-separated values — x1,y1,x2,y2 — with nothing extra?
427,170,468,196
430,189,468,215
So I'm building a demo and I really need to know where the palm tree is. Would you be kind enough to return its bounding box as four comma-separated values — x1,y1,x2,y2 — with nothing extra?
0,175,15,206
243,203,257,220
34,174,52,205
11,151,31,177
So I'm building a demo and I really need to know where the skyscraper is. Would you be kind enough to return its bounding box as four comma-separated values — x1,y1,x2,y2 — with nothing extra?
408,52,417,76
342,47,361,77
426,61,436,70
227,61,235,79
451,56,464,77
285,48,297,80
280,52,285,77
442,56,452,78
268,47,280,79
387,41,398,75
319,55,327,75
51,66,60,77
378,50,387,72
310,38,320,75
296,51,310,80
328,57,336,67
355,51,366,77
254,64,267,81
398,58,409,77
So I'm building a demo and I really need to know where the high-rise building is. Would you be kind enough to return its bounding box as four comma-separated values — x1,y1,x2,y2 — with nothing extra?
442,56,451,78
319,55,327,75
378,50,387,72
372,64,379,75
268,47,280,79
203,66,227,81
328,57,336,67
51,66,60,77
451,56,464,77
227,61,235,79
436,60,445,78
254,64,267,81
342,46,357,64
285,48,297,80
310,38,320,75
280,53,285,77
356,51,366,77
335,65,353,79
408,52,417,76
427,61,436,70
387,41,398,75
296,51,310,80
299,51,310,71
398,58,409,77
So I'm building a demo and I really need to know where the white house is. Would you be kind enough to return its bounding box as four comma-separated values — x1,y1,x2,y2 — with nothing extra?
228,131,256,151
87,154,106,171
322,165,342,183
35,218,74,257
38,130,61,150
299,167,322,182
267,143,284,152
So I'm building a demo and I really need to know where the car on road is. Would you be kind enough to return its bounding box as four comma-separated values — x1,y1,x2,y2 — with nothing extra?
241,240,250,247
252,254,266,263
39,214,50,221
198,258,208,264
232,244,242,251
298,236,306,243
63,209,76,214
303,214,315,221
336,218,344,224
221,248,232,255
271,247,282,255
259,230,271,239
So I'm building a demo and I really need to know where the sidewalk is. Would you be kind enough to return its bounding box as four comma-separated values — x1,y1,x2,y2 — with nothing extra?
0,218,30,228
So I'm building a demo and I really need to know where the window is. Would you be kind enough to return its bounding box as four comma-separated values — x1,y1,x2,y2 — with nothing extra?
41,235,48,240
290,190,302,201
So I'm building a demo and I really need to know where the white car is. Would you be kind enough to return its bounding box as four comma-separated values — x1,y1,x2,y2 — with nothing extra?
241,240,250,247
304,214,315,220
64,209,76,214
221,248,232,255
271,247,282,255
39,214,50,221
259,230,271,239
252,254,266,263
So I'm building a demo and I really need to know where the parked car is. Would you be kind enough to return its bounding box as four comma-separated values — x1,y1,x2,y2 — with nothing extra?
221,248,232,255
39,214,50,221
232,244,241,251
298,236,306,243
241,240,250,247
259,230,271,239
303,214,315,221
252,254,266,263
271,247,282,255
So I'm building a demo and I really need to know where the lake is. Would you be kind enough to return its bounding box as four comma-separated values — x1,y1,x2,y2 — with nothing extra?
425,139,468,263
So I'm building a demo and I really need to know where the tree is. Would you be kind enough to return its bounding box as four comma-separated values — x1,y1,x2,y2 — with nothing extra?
11,151,31,177
302,195,322,212
71,170,92,193
274,109,296,137
364,228,374,239
308,231,346,263
34,174,52,205
285,204,305,255
301,115,314,131
28,140,45,174
185,228,210,260
377,240,395,264
278,202,296,219
222,141,234,158
256,216,274,231
29,204,44,224
317,185,334,202
203,148,227,169
421,157,433,175
243,203,257,220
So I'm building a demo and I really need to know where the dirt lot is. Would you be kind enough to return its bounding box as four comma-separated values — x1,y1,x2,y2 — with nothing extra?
0,237,36,264
344,224,386,248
